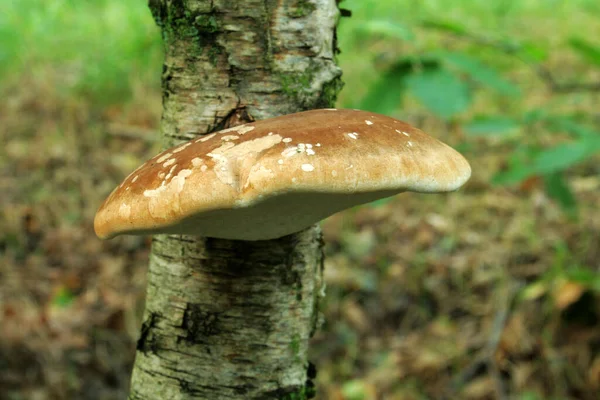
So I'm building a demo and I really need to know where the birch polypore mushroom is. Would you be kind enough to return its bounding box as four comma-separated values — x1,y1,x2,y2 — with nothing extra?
94,109,471,240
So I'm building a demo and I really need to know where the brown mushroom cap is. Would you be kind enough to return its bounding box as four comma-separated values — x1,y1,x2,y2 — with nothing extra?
94,109,471,240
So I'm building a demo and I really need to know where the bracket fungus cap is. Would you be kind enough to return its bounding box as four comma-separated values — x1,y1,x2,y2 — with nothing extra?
94,109,471,240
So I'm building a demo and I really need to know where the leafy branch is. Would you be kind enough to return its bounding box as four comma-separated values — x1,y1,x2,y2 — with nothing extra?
422,20,600,94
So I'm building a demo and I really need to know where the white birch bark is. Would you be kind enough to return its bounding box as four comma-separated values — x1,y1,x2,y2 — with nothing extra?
129,1,342,398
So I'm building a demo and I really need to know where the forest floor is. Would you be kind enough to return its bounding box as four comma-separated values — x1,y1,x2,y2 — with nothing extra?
1,73,599,400
1,1,600,399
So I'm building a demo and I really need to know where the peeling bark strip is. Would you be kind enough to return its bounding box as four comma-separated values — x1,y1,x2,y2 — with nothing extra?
129,0,341,398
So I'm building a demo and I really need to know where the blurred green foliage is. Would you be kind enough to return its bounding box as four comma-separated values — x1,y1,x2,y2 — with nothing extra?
337,0,600,215
0,0,162,103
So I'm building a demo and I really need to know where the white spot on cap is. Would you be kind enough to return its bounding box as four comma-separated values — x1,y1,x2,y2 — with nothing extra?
132,175,139,183
278,159,284,165
156,152,172,164
324,108,337,111
171,169,192,193
200,165,208,172
178,169,192,178
407,141,413,147
365,120,373,125
282,146,298,158
346,132,359,140
331,170,337,177
172,142,191,153
221,135,240,141
301,164,314,172
316,143,321,147
284,142,315,157
267,132,273,136
237,125,255,135
220,124,255,135
119,203,131,218
208,134,283,188
345,164,354,170
198,133,216,142
163,158,176,167
144,185,166,198
191,157,203,167
245,164,275,189
396,129,410,137
283,138,293,143
158,172,165,179
165,164,177,180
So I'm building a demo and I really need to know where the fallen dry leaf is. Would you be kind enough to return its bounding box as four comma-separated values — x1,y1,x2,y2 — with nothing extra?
554,281,585,310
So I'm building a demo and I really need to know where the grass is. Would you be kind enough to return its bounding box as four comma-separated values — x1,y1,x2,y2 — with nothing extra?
1,1,599,399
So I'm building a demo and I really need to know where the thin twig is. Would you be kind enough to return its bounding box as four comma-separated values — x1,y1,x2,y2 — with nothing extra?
485,292,512,400
444,283,520,400
424,24,600,94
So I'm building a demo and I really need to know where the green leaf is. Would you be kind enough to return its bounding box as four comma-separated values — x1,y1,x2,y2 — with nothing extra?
569,37,600,67
52,287,75,308
566,268,600,291
518,42,549,63
522,107,550,124
440,52,521,96
405,69,471,119
357,20,414,41
545,117,599,138
421,19,468,36
544,173,577,213
359,66,407,114
465,116,520,136
359,57,440,115
523,110,600,137
369,197,394,208
341,380,369,400
492,165,533,185
494,137,600,185
532,139,599,175
519,392,541,400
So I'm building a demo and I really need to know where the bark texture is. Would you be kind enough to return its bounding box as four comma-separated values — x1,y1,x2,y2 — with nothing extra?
129,1,342,398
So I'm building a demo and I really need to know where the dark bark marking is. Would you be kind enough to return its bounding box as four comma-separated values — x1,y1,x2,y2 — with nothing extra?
136,312,160,354
182,303,221,342
339,8,352,17
210,105,255,132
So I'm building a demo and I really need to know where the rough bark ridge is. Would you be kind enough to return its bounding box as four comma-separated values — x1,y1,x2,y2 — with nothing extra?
148,0,342,147
129,1,342,399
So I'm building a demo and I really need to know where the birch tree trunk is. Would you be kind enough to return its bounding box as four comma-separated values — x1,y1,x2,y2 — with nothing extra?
129,1,342,399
